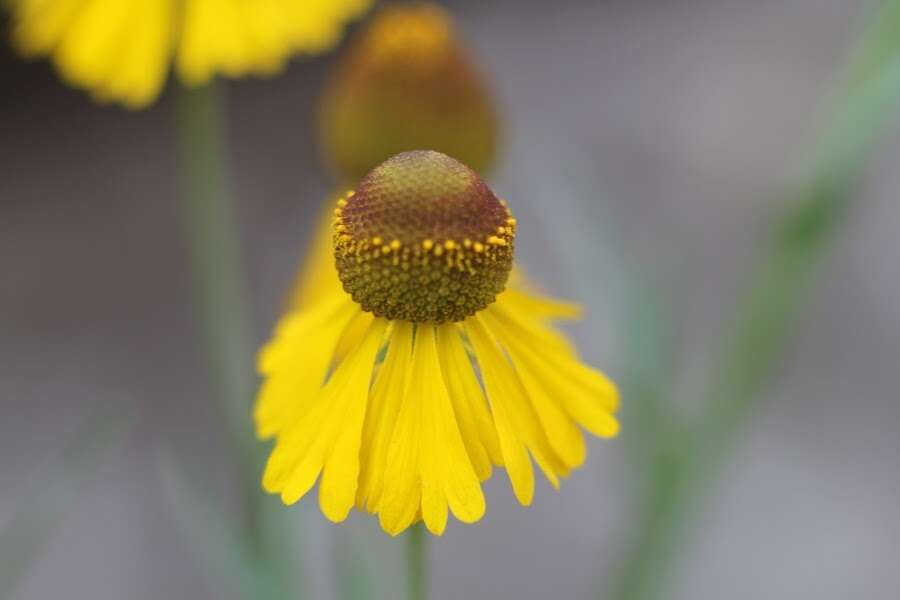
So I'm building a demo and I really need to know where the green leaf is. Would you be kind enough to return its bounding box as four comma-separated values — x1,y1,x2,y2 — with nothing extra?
611,2,900,598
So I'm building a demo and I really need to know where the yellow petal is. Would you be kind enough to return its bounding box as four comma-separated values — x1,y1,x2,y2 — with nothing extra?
356,321,413,512
422,326,486,526
260,310,380,506
488,304,619,438
420,325,484,533
481,311,586,469
12,0,173,108
288,201,347,311
476,314,570,487
495,288,581,355
254,295,358,439
177,0,246,85
53,0,124,91
92,0,173,108
464,316,535,505
319,318,389,521
379,325,485,536
11,0,84,57
500,285,582,320
377,361,422,535
9,0,372,107
436,323,501,479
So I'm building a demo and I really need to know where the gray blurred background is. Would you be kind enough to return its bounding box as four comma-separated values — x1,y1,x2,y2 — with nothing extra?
2,0,899,598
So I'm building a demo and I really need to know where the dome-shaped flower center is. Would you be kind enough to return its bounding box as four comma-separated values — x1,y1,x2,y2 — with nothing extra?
334,150,515,323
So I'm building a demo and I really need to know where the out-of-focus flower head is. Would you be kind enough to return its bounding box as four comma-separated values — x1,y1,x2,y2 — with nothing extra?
318,2,499,182
6,0,372,108
256,151,619,536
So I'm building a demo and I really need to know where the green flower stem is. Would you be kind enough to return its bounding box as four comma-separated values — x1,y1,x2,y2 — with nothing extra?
174,80,280,558
616,283,677,496
612,3,900,598
175,82,298,600
406,524,427,600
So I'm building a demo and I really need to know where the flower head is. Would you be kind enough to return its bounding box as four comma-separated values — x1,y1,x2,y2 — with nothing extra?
257,151,619,536
7,0,372,108
334,151,514,322
318,2,498,182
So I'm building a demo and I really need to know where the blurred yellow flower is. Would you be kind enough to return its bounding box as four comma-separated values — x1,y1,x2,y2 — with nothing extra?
256,151,619,536
318,2,498,183
7,0,372,108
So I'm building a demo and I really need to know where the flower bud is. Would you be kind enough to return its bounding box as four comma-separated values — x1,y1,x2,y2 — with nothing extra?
319,3,499,182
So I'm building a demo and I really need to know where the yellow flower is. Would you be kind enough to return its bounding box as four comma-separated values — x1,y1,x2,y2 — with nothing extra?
6,0,372,108
318,2,498,182
257,150,619,536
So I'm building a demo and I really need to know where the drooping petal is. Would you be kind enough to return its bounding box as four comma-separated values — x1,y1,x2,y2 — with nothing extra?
480,311,586,469
9,0,371,107
376,350,422,535
487,303,620,438
91,0,174,108
11,0,85,57
422,325,486,533
435,323,501,479
176,0,370,86
318,319,388,521
54,0,135,90
254,294,358,438
494,288,582,357
177,0,252,85
379,325,485,536
12,0,174,109
262,313,383,515
466,315,569,505
356,321,413,512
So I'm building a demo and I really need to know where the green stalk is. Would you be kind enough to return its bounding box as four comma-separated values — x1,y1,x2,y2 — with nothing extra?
611,2,900,598
174,82,298,600
406,524,427,600
613,180,844,600
175,82,261,532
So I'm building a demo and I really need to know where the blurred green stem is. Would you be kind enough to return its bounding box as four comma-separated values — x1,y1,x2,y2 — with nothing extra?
406,524,427,600
175,82,261,546
175,82,299,600
612,2,900,598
